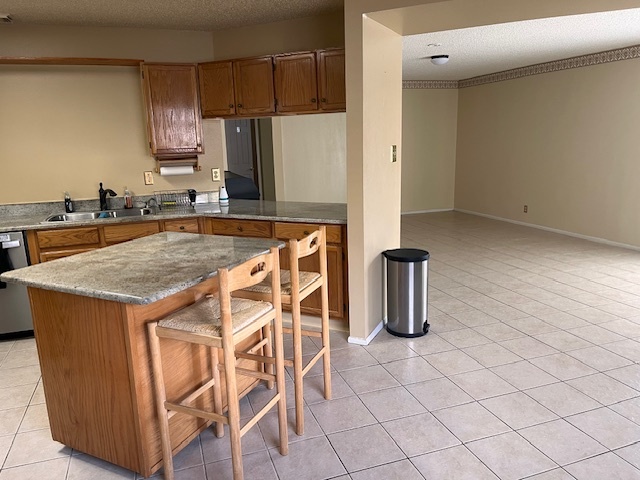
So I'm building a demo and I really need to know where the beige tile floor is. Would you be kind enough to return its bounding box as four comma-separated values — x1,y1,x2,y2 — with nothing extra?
2,211,640,479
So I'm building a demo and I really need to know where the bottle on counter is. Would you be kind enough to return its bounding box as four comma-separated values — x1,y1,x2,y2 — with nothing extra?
219,185,229,206
124,187,133,209
64,191,74,213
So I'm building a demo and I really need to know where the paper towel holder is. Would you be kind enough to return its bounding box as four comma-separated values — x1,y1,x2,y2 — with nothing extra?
155,156,201,174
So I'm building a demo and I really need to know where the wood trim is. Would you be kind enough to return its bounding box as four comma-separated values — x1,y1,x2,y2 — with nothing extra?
0,57,143,66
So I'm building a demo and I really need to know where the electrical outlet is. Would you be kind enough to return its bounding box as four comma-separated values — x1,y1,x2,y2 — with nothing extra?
144,171,154,185
211,168,221,182
391,145,397,163
524,205,528,213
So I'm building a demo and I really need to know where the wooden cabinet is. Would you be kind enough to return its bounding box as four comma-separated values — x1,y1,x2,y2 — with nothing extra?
28,221,161,264
198,48,345,118
197,61,236,117
206,218,348,321
104,223,160,245
317,48,346,111
141,64,203,156
274,52,318,113
162,218,201,233
210,219,272,238
233,57,275,116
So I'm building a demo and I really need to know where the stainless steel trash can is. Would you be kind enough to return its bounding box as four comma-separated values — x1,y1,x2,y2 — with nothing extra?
383,248,430,338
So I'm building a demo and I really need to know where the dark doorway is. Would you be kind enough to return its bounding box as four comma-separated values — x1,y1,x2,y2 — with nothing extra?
224,119,258,184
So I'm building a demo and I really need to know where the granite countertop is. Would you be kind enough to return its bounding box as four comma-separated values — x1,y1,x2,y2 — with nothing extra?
0,200,347,233
0,233,284,305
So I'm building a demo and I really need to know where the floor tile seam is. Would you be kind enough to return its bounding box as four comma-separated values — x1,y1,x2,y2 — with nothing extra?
406,444,501,480
487,359,564,389
561,449,639,472
610,447,640,475
563,407,640,451
519,467,576,480
518,385,605,417
564,373,640,405
607,402,640,428
444,366,523,401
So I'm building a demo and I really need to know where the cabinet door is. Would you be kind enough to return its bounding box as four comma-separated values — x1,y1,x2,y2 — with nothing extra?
210,219,272,238
198,62,236,117
104,222,160,245
274,53,318,113
142,64,203,156
317,49,346,112
163,218,200,233
233,57,275,116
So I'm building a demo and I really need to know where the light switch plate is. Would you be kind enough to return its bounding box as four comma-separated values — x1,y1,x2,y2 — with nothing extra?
211,168,221,182
144,171,154,185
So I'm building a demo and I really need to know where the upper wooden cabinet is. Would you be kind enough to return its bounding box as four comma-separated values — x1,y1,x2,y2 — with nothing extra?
317,48,346,111
198,61,236,117
274,52,318,113
198,48,344,118
233,57,276,116
141,64,203,156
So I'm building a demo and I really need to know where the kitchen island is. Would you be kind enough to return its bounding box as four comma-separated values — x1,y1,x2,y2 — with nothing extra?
0,233,284,477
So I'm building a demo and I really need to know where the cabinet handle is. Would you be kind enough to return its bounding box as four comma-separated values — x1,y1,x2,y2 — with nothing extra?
321,98,327,103
237,103,243,108
237,226,243,232
229,104,234,108
311,98,317,103
180,226,185,230
304,231,310,235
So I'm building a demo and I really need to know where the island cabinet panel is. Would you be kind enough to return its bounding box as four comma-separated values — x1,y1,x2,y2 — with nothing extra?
104,222,160,245
233,57,276,116
142,64,203,156
36,227,100,249
28,276,261,477
39,247,99,263
28,288,142,472
274,52,318,113
317,48,346,112
210,218,273,238
197,61,236,117
274,222,342,244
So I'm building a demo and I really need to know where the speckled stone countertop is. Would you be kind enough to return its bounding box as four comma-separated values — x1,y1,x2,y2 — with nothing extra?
1,233,284,305
0,199,347,233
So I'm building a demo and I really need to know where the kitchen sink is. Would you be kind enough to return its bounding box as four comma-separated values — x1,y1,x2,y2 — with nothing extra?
44,208,154,222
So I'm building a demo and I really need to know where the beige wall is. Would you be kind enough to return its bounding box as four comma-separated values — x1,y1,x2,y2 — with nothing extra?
402,89,458,213
455,58,640,246
211,12,344,60
271,113,346,203
0,26,225,204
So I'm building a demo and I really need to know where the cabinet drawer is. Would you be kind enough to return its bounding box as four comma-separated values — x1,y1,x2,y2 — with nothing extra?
274,222,342,244
40,247,98,263
104,222,160,245
211,219,272,238
164,219,200,233
36,227,100,249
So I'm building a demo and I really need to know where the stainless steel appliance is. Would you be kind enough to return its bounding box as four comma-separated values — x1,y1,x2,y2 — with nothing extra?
0,232,33,337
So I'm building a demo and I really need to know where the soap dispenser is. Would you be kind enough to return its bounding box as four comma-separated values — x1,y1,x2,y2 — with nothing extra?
64,192,74,213
219,185,229,206
124,187,133,209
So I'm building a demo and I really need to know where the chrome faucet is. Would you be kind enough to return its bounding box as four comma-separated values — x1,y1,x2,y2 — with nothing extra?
98,183,117,211
145,197,159,210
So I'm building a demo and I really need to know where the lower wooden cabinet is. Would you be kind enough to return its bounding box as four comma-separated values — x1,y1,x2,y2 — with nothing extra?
209,218,348,321
27,217,349,322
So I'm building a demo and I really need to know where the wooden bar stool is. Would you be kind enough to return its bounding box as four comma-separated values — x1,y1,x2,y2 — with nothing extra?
235,227,331,435
147,247,288,480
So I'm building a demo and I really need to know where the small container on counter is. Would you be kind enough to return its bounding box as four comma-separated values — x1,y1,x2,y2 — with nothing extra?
64,192,74,213
124,187,133,209
219,185,229,206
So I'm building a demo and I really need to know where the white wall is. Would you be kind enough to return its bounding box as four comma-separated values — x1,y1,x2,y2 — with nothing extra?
402,88,458,213
271,113,347,203
455,57,640,247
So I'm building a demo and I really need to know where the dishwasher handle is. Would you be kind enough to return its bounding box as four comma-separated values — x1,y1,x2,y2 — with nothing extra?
2,240,21,249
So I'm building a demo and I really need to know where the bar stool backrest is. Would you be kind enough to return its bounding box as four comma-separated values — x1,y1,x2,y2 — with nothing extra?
291,227,325,260
221,248,279,293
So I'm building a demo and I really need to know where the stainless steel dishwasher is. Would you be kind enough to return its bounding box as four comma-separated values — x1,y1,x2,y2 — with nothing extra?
0,232,33,338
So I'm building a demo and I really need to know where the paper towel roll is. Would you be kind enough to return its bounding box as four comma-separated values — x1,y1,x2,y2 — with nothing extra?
159,166,194,176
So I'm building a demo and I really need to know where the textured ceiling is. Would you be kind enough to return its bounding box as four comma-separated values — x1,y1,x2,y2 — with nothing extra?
404,9,640,80
0,0,343,31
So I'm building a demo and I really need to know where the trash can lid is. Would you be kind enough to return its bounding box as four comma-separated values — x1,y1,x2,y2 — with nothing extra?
383,248,430,262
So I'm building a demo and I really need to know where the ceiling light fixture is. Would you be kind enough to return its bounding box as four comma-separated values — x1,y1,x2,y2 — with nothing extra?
0,14,12,23
430,55,449,65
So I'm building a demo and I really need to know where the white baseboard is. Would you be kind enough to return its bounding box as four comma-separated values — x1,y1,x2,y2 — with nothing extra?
402,208,453,215
455,208,640,252
348,321,383,346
